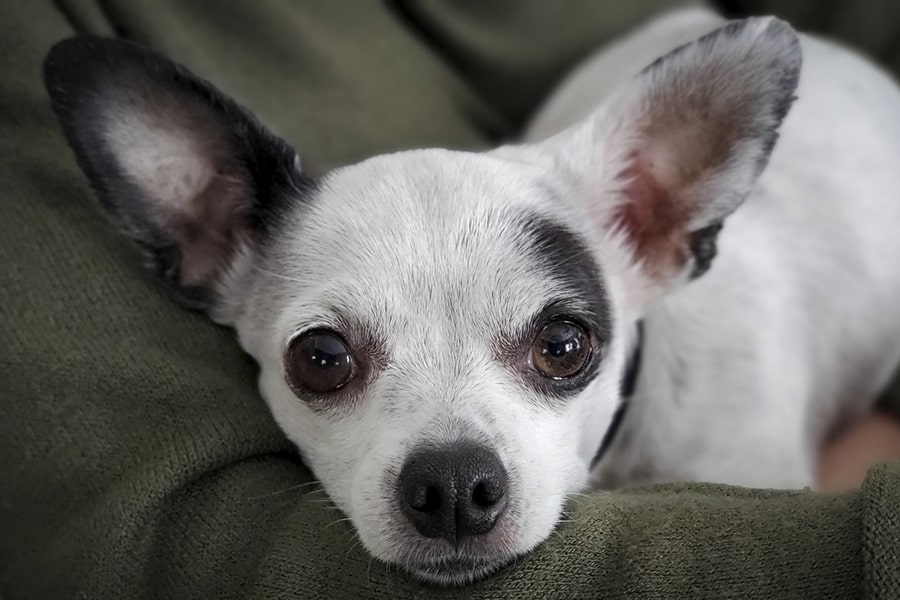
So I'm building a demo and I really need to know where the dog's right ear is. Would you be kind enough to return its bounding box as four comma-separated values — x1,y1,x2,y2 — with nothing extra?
44,36,306,314
501,17,801,308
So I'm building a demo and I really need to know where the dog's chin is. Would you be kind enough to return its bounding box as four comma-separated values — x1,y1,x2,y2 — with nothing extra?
404,554,515,587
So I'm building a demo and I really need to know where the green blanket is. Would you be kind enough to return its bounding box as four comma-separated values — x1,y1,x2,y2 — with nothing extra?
1,1,898,598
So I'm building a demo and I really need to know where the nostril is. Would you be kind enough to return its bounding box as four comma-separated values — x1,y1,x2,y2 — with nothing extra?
403,482,443,511
472,480,504,507
417,486,442,513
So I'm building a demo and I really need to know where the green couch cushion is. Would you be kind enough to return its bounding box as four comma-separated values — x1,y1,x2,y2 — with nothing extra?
1,1,898,598
392,0,697,132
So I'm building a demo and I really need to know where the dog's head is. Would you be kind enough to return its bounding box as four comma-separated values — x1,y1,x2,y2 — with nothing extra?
44,18,800,585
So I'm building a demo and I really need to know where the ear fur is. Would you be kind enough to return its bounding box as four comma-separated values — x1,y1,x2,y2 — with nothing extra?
44,36,308,311
517,17,802,300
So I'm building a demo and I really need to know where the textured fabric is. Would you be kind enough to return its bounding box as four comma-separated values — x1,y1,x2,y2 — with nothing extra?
392,0,698,133
1,0,899,598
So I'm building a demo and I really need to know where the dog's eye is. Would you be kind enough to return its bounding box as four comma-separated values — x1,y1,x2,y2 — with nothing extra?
531,321,591,379
285,330,355,394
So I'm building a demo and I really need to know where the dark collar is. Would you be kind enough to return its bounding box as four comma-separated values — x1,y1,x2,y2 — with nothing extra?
590,320,644,469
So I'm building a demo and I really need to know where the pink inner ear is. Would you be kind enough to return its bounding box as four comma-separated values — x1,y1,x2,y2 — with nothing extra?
168,172,253,287
611,153,692,278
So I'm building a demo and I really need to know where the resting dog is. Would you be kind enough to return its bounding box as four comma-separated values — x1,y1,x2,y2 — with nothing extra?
43,7,900,585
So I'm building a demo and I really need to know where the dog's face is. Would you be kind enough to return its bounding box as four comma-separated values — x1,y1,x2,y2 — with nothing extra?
239,152,627,583
44,18,800,585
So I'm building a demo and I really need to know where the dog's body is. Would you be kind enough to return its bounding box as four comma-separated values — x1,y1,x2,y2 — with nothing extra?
525,7,900,489
43,7,900,585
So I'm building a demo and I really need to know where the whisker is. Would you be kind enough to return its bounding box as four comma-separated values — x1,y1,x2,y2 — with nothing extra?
344,532,365,555
245,479,323,501
303,501,343,512
324,516,354,530
367,555,376,583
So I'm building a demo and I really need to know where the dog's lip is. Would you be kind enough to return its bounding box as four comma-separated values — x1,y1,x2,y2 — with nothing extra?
406,553,514,586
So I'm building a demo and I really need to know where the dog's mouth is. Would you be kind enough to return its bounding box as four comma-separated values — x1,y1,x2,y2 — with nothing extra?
405,553,515,586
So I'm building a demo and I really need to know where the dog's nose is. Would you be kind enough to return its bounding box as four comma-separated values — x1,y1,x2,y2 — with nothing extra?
398,442,508,544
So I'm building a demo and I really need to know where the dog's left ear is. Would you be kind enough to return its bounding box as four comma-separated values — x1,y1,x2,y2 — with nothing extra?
515,17,801,305
44,36,303,314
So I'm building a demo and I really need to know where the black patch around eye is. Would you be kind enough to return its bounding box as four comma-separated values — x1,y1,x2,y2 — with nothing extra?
518,212,611,341
531,319,592,380
516,305,604,401
493,212,612,403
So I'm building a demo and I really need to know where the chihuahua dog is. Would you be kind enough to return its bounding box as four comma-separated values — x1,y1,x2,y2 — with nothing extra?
44,7,900,586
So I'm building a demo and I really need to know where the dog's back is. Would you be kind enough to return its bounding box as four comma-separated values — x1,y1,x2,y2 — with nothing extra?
527,8,900,488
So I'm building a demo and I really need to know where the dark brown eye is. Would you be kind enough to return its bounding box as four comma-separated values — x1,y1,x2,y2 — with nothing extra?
531,321,591,379
285,330,355,394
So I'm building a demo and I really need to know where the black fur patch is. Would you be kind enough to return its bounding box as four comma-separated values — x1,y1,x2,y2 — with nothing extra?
521,214,610,338
688,221,724,279
503,213,612,400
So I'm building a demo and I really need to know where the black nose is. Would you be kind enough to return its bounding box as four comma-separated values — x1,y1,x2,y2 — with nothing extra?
398,442,509,544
